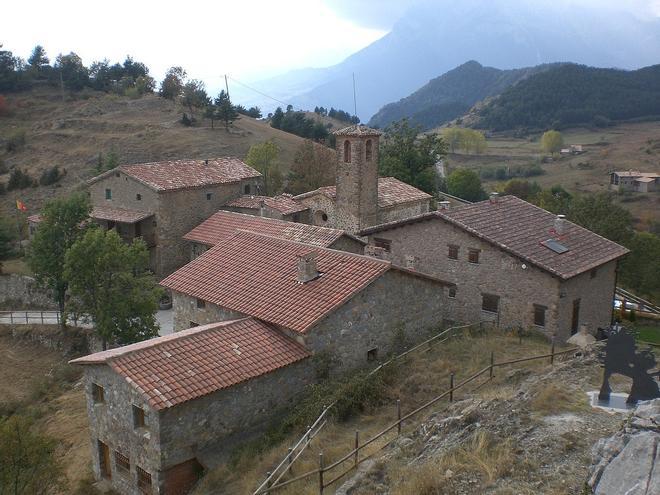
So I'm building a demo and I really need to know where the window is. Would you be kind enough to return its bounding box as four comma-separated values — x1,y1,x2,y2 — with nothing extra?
114,451,130,475
105,188,112,200
590,268,598,279
98,441,111,479
482,293,500,313
374,238,391,253
367,348,378,361
206,192,212,201
92,383,105,403
136,466,152,494
448,286,457,298
533,304,546,327
136,193,141,201
343,140,351,163
133,405,146,428
448,245,459,260
196,298,206,309
365,139,373,162
468,249,480,264
244,184,250,194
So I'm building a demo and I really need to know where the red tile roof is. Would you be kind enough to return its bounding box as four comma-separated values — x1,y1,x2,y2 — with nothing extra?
183,210,360,248
89,158,261,192
91,206,154,224
295,177,430,208
334,124,382,137
70,318,310,410
224,194,309,215
162,231,392,333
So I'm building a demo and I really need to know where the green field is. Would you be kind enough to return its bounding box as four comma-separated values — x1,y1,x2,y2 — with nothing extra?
635,324,660,345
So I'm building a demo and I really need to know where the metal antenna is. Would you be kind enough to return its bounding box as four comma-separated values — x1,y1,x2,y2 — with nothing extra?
352,72,357,117
225,74,229,97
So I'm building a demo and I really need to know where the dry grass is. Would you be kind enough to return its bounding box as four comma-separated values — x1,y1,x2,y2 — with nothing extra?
0,257,32,276
530,383,589,416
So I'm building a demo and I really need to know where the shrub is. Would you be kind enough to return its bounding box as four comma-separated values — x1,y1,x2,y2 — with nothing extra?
39,166,63,186
5,128,26,152
181,113,193,126
7,168,35,190
0,95,9,116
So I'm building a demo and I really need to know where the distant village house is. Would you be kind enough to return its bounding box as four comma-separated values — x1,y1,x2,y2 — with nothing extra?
609,170,660,193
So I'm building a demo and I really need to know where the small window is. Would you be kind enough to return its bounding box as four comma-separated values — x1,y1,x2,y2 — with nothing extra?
189,321,199,328
133,405,146,429
367,348,378,361
448,245,459,260
105,188,112,200
136,466,152,494
196,298,206,309
374,238,391,253
482,294,500,314
590,268,598,279
468,249,480,264
365,139,373,162
321,213,328,222
206,192,212,201
136,193,141,201
92,383,105,403
534,304,546,327
343,140,351,163
114,451,130,474
244,184,250,194
448,286,457,298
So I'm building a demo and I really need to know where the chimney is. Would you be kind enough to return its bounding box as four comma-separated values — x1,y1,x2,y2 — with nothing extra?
259,199,266,217
555,214,567,235
489,192,499,204
438,201,451,210
297,252,319,283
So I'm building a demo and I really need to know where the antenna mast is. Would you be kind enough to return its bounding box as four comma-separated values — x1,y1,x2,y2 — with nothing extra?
352,72,357,117
225,74,229,97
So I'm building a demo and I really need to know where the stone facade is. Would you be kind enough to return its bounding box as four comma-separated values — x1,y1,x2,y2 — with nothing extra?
82,355,312,495
88,170,262,278
0,274,57,309
363,218,617,341
379,201,430,225
223,204,311,224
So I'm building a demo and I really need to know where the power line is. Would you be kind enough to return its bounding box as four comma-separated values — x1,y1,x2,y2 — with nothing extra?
226,75,294,109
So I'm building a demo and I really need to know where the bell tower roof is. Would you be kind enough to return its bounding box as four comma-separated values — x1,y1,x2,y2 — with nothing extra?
333,124,382,137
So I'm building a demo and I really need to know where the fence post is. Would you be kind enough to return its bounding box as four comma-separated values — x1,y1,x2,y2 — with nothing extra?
41,312,44,325
265,471,271,494
287,447,293,474
319,452,324,495
397,399,402,435
10,312,13,324
354,430,359,467
25,312,28,324
449,372,455,402
550,337,556,364
489,351,495,379
56,312,60,325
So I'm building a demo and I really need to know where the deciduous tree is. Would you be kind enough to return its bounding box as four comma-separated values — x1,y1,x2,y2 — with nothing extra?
159,66,186,100
541,130,564,154
287,140,335,195
181,79,208,122
446,168,486,202
245,141,283,195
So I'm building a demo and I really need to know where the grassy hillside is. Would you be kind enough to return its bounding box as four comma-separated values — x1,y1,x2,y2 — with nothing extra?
0,88,308,217
474,63,660,131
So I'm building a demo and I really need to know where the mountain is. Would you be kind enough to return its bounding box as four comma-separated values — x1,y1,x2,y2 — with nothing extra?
368,61,558,129
473,63,660,131
243,1,660,121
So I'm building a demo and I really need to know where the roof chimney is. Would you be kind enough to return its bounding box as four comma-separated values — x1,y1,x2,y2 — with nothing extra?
554,214,567,235
259,199,266,217
489,192,499,204
297,252,319,283
438,201,451,210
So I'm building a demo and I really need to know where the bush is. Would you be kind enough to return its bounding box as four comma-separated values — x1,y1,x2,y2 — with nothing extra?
7,168,35,190
39,166,63,186
181,113,193,126
0,95,9,116
5,128,26,152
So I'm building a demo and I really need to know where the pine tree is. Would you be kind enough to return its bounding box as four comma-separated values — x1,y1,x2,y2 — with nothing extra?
215,90,238,130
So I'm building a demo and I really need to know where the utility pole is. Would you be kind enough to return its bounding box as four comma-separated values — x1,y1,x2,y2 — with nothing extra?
225,74,229,97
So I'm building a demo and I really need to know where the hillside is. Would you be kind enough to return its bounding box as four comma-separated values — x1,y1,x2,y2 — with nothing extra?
368,61,557,129
0,88,307,217
474,64,660,131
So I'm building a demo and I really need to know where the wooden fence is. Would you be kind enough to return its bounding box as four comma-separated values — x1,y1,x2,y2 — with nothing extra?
255,338,577,494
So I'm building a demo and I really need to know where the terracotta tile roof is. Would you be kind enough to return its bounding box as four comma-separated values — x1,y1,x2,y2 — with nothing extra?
334,124,382,137
436,196,629,279
88,158,261,192
162,231,392,333
91,206,154,224
183,210,361,248
612,170,660,178
294,177,430,208
224,194,309,215
70,318,310,410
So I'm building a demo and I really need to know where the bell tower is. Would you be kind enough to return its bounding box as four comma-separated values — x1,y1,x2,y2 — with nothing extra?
333,125,382,232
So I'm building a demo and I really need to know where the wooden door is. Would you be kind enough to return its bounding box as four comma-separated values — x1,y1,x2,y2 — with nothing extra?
571,298,581,335
98,440,111,479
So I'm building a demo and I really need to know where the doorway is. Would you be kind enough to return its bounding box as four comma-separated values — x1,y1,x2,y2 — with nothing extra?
571,298,581,335
98,440,111,479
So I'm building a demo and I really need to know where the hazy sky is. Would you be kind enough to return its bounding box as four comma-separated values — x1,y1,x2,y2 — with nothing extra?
3,0,660,92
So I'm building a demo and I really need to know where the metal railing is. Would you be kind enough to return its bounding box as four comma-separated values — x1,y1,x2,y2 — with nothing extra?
0,310,62,325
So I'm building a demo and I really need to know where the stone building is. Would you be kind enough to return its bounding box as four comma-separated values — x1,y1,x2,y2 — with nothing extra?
609,170,660,193
70,318,312,495
360,194,629,342
293,125,431,233
87,158,262,278
161,229,453,369
222,193,311,222
183,210,365,261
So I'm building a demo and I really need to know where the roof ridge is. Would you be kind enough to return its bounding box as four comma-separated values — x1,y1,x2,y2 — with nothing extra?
205,210,349,236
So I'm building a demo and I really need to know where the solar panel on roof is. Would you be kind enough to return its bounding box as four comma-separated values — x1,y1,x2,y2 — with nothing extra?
542,239,569,254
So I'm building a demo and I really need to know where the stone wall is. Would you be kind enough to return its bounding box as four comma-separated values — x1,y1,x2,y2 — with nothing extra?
378,200,430,225
298,193,337,228
89,171,158,213
328,236,366,255
171,292,246,332
0,274,57,309
1,324,102,355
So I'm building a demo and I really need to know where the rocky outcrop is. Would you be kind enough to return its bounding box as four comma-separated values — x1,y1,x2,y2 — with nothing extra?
588,399,660,495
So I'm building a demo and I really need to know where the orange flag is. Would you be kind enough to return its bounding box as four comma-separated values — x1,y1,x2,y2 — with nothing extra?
16,199,27,211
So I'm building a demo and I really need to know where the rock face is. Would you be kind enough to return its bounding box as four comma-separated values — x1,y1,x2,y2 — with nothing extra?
588,399,660,495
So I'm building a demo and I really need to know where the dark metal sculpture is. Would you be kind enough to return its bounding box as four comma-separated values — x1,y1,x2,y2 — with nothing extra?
598,324,660,404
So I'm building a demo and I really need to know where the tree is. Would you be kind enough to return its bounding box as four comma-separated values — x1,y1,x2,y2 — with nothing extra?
27,193,91,327
245,141,283,195
64,229,161,349
215,90,238,130
159,66,186,100
270,107,284,129
287,140,335,195
0,416,66,495
498,179,541,201
54,52,88,91
0,45,19,91
619,232,660,303
566,193,634,245
446,168,486,202
541,130,564,154
0,216,16,265
204,101,218,129
27,45,49,77
181,79,208,122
